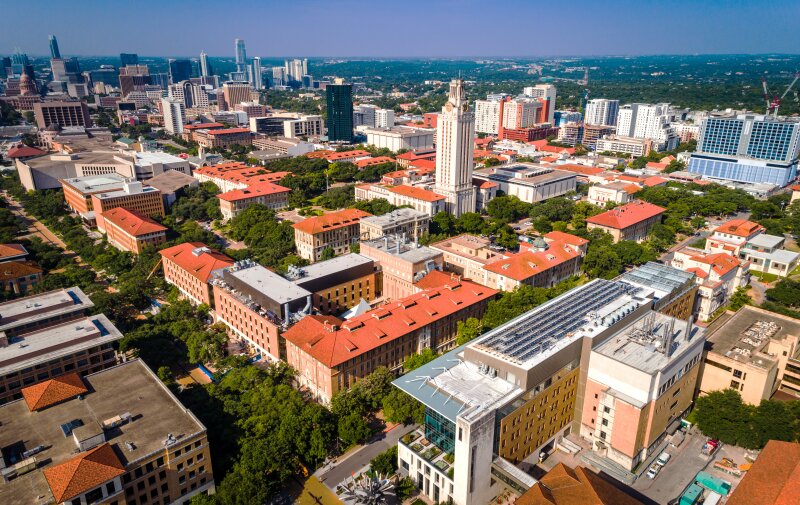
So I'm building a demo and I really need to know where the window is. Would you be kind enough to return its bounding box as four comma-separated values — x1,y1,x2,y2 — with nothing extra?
138,481,145,491
599,431,606,440
601,418,608,426
179,475,186,484
107,481,117,494
148,476,156,485
733,369,743,379
730,380,740,389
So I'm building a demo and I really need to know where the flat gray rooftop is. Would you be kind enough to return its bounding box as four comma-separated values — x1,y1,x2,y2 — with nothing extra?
0,314,122,376
62,173,127,194
594,311,703,375
0,360,206,505
94,185,160,200
746,234,784,249
360,208,429,228
224,262,311,305
362,237,441,263
0,287,92,333
705,305,800,364
288,254,373,284
144,170,198,194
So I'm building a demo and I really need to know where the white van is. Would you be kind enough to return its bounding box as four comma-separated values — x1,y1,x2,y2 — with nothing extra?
656,452,671,466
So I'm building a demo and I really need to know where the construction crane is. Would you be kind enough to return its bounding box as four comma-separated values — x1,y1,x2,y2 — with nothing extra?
761,72,800,117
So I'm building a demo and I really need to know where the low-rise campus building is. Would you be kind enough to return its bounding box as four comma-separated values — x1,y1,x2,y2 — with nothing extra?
293,209,372,262
160,242,234,307
586,201,666,243
98,207,168,254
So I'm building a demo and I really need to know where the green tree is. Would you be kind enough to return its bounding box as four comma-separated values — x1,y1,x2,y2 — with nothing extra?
403,348,438,371
338,413,372,447
729,286,752,311
319,246,336,261
583,246,622,279
694,389,754,447
456,317,483,345
395,477,417,502
382,389,424,424
370,446,399,476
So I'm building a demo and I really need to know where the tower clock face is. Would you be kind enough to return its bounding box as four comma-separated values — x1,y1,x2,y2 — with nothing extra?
445,102,454,112
462,103,469,112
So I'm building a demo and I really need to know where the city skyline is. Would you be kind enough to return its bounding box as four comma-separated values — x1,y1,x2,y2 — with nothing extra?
2,0,799,58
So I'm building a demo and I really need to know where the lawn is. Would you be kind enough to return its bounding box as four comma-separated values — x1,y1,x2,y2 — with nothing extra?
295,476,344,505
750,270,779,283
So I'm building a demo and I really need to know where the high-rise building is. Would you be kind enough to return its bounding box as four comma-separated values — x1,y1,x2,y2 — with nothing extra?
221,81,252,111
284,58,306,84
235,38,247,74
523,84,557,124
616,103,679,151
119,52,139,67
271,66,286,87
375,108,395,128
48,35,61,59
33,100,92,129
584,98,620,126
162,97,186,135
688,114,800,186
168,59,192,84
251,56,262,90
118,64,150,97
474,99,501,135
434,79,476,217
200,51,209,77
326,79,354,143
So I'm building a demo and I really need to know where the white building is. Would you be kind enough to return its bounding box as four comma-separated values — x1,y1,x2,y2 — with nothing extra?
523,84,557,124
616,103,679,151
472,164,576,204
434,79,477,217
594,135,654,157
251,57,263,90
283,115,324,139
375,108,395,129
584,99,620,126
161,97,186,135
475,99,501,135
354,104,378,127
365,126,434,152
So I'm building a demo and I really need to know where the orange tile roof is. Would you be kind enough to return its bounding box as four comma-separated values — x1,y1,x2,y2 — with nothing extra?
792,185,800,192
217,181,291,202
586,201,666,230
6,145,46,158
409,159,436,170
413,270,463,290
292,208,371,235
388,185,446,202
642,176,668,187
283,279,497,367
382,170,407,179
21,373,88,411
473,178,498,189
555,164,605,176
356,156,395,168
617,174,643,183
194,163,288,185
483,244,579,281
396,151,436,161
1,260,42,280
305,150,331,159
544,231,589,246
101,208,168,236
528,139,576,154
692,251,742,276
623,184,641,195
727,440,800,505
517,463,645,505
540,155,559,163
0,243,28,260
323,149,373,161
159,242,234,282
646,161,669,171
43,443,126,503
206,127,251,135
714,219,765,238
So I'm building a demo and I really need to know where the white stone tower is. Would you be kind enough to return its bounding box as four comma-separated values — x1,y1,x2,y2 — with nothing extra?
434,79,477,217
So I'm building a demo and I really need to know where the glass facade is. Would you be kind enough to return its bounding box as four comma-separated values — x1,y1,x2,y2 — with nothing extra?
424,407,455,454
699,118,743,156
326,83,354,142
747,121,798,162
700,116,800,163
688,156,797,186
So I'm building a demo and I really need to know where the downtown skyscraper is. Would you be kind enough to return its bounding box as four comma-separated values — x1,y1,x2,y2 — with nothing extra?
48,35,61,59
235,38,247,74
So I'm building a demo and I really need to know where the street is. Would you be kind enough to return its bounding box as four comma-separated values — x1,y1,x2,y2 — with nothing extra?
315,424,417,491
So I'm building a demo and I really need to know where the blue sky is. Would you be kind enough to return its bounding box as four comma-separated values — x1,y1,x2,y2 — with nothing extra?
3,0,799,57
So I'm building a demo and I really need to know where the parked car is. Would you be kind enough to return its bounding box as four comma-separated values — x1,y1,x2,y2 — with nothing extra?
646,463,660,479
656,452,671,466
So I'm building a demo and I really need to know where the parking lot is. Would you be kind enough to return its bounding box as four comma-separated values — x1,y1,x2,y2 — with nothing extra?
632,429,749,504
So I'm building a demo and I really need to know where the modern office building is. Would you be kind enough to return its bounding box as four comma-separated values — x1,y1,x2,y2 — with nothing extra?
595,135,654,158
61,173,129,223
283,276,496,404
119,52,139,67
584,99,620,126
688,114,800,186
0,287,122,405
293,209,371,262
199,51,210,77
221,81,252,110
33,100,92,129
580,311,704,471
326,79,354,142
235,38,247,74
616,261,697,319
393,279,662,505
359,208,431,242
118,64,150,97
375,108,395,128
251,56,263,90
0,359,216,505
159,242,233,308
168,59,192,84
162,97,186,135
49,35,62,59
475,99,502,135
698,305,800,404
90,179,166,223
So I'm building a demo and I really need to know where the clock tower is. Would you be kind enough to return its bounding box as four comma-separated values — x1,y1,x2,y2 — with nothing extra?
434,79,476,217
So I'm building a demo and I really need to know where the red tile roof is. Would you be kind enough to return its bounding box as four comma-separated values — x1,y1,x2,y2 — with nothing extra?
642,176,668,187
101,208,168,236
21,373,88,411
43,443,126,503
714,219,765,238
388,185,446,202
586,201,666,230
544,231,589,246
206,127,251,135
528,140,576,155
323,150,373,162
194,163,288,186
483,244,580,281
217,181,291,202
727,440,800,505
0,243,28,261
292,208,371,235
792,185,800,192
356,156,395,168
6,145,46,158
396,151,436,161
283,279,497,367
646,162,669,171
159,242,234,282
0,260,42,281
473,178,499,189
409,159,437,170
184,122,225,130
555,164,605,176
413,270,464,290
686,250,742,277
